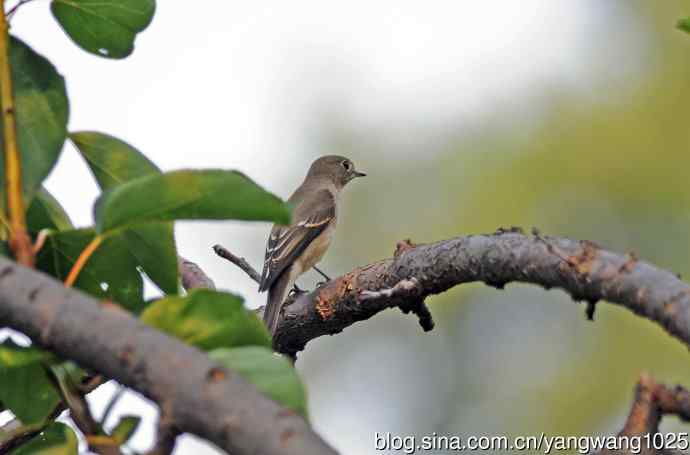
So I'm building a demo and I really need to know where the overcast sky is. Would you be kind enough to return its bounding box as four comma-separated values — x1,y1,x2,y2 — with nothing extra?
7,1,646,453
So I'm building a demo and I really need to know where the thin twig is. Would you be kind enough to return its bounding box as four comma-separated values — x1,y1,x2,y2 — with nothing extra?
52,365,123,455
213,244,261,284
100,386,126,426
32,228,50,254
144,410,179,455
5,0,34,20
0,0,33,266
0,373,104,452
65,235,103,287
0,420,47,453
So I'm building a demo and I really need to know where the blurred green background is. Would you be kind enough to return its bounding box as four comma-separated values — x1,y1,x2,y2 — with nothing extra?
294,2,690,453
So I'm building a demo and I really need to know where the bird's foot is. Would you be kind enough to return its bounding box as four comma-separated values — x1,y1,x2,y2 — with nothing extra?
288,285,305,297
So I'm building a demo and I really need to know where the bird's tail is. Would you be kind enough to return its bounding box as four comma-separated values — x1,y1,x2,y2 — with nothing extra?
264,268,293,336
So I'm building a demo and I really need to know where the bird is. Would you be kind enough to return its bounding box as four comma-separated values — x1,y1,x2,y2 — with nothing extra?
259,155,366,335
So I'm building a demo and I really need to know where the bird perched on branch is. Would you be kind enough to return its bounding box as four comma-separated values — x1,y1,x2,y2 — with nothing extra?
259,155,366,335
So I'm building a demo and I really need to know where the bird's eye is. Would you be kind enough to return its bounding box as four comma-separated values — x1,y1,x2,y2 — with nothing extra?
341,160,351,170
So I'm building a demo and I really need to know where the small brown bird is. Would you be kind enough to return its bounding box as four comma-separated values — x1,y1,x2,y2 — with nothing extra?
259,155,366,334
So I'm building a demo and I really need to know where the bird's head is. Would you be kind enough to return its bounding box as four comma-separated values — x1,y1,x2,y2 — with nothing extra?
306,155,366,189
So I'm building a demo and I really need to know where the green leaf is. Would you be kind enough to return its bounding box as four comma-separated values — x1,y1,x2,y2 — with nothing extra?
0,37,68,208
27,188,73,234
678,17,690,34
124,223,177,294
0,340,60,425
50,0,156,59
52,361,88,390
10,422,78,455
110,415,140,445
0,340,52,367
95,169,291,233
141,289,271,350
71,131,178,294
209,346,308,418
36,228,145,312
70,131,159,185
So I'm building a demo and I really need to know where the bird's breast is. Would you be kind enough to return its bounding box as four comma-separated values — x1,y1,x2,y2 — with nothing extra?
295,218,336,274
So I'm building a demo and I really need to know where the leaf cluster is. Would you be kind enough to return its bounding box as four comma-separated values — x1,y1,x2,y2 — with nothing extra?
0,2,302,452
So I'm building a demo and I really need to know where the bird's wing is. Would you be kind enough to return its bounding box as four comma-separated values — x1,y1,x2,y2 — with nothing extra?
258,188,335,292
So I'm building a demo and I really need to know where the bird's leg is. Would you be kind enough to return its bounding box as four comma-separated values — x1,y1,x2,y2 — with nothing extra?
313,266,332,288
313,266,331,281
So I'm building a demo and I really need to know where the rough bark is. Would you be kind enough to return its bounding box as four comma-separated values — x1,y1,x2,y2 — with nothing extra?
271,230,690,355
214,230,690,451
178,256,216,290
597,374,690,455
0,257,336,455
5,228,690,454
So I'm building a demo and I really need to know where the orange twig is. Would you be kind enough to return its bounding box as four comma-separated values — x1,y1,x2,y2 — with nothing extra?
0,1,33,266
65,235,103,287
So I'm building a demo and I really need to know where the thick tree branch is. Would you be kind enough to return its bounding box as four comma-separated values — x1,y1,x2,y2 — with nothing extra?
0,257,210,452
264,230,690,355
0,257,336,455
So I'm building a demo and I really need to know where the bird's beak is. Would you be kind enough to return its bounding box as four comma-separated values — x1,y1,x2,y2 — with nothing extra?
353,171,367,178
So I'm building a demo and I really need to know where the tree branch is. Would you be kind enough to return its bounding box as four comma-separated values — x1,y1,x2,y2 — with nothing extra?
5,0,35,20
0,420,46,453
65,234,103,287
0,372,103,452
596,374,690,454
0,257,336,455
212,242,435,336
8,229,690,454
178,256,216,290
622,374,690,435
52,366,123,455
213,244,261,284
145,410,180,455
265,229,690,355
0,256,213,451
0,0,33,266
